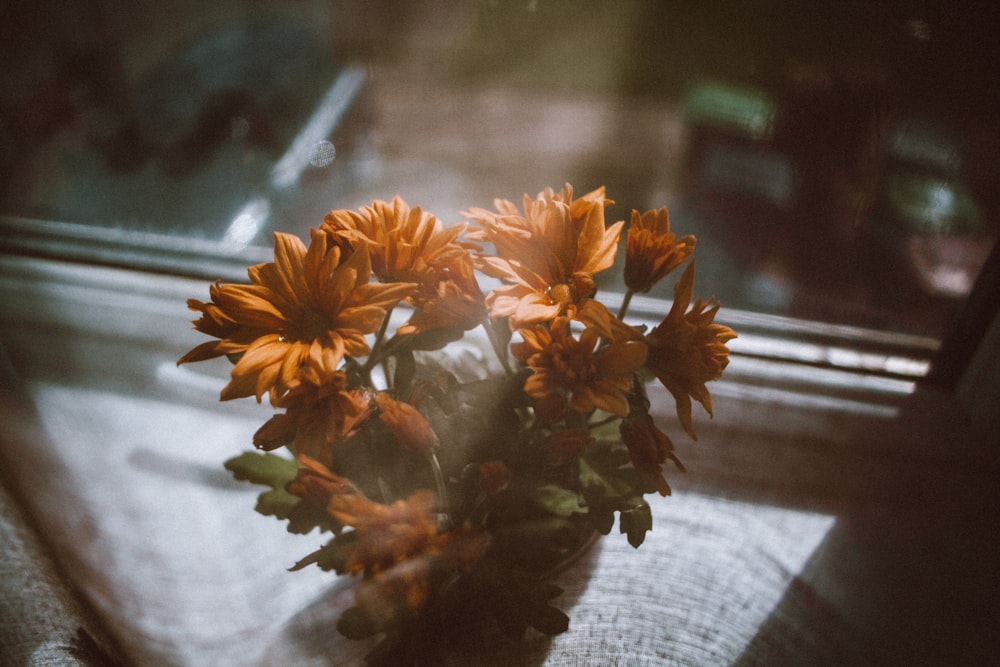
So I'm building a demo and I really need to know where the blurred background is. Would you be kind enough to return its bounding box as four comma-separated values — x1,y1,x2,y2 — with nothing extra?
2,3,999,664
2,0,998,339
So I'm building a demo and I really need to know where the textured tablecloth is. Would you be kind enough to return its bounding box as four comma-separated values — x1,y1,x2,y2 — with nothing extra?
4,377,841,665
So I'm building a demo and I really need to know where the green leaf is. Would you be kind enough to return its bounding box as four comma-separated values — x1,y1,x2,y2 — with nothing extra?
225,450,333,534
496,611,529,639
472,564,570,639
579,457,635,503
578,444,657,548
254,487,299,520
382,326,466,357
619,502,653,549
589,418,624,443
579,444,646,508
532,581,564,603
289,533,354,573
392,348,416,394
286,500,339,535
530,484,587,517
526,604,570,635
489,517,583,572
589,509,615,535
224,451,298,487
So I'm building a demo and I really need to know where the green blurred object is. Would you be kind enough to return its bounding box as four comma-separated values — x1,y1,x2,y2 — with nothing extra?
886,119,963,174
884,173,982,235
683,81,777,141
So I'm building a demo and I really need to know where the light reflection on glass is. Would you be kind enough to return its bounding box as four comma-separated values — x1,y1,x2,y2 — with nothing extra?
308,140,336,168
269,66,366,191
223,197,269,250
712,380,903,419
732,333,931,379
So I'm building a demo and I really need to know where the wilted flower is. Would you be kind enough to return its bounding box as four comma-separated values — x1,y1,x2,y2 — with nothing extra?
533,392,568,423
287,455,362,509
511,317,647,417
624,206,696,294
353,522,490,626
374,392,439,453
290,460,489,625
644,262,737,439
178,231,414,403
254,373,374,468
478,460,512,495
619,406,685,496
330,490,441,576
543,428,595,466
354,553,434,625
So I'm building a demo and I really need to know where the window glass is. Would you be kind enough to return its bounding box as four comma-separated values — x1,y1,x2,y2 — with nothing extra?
2,0,996,341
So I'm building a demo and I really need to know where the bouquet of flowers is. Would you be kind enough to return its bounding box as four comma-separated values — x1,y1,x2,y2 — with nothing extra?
178,184,736,664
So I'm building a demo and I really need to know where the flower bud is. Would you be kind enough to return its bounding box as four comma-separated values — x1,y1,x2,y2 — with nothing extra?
478,460,512,495
375,392,439,452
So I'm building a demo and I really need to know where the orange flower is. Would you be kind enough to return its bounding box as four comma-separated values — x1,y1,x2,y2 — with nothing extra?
543,428,595,466
354,554,434,625
323,197,487,336
287,454,362,509
331,489,488,578
533,392,568,423
374,392,439,453
478,460,512,495
353,522,489,624
254,372,375,467
644,262,737,439
329,490,441,576
291,459,442,579
174,285,247,364
321,196,475,285
178,231,415,403
396,254,487,337
619,408,685,496
465,184,624,333
291,459,489,624
623,206,696,293
510,318,647,417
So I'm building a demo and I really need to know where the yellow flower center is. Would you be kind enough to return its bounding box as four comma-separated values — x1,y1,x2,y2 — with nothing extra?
549,339,596,385
548,283,575,305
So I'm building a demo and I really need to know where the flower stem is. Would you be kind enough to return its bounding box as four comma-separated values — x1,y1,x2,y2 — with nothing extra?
617,289,635,321
468,492,490,527
482,316,513,376
361,306,395,383
371,306,394,356
425,450,452,529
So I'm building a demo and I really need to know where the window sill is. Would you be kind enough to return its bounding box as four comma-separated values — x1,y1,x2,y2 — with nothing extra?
1,254,996,666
